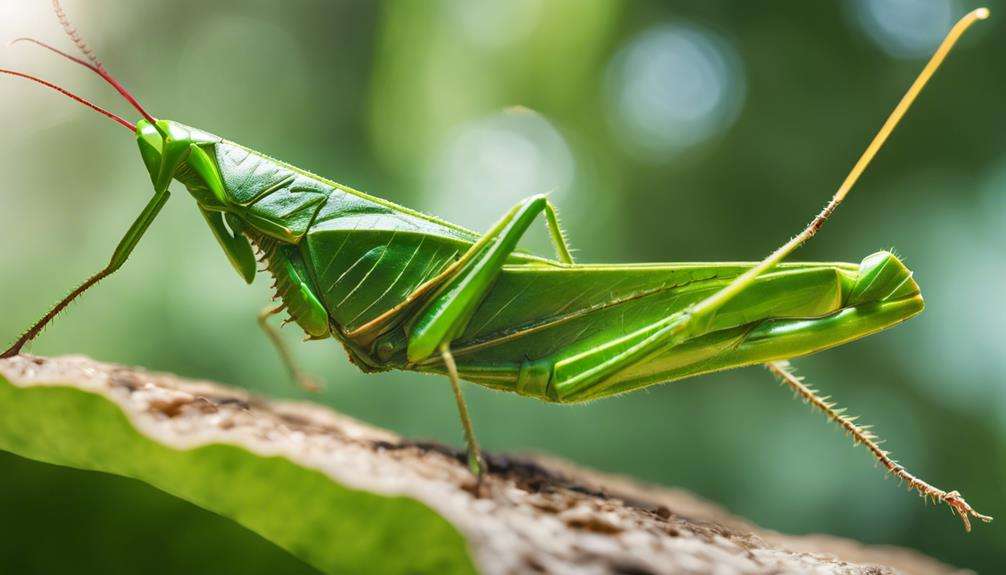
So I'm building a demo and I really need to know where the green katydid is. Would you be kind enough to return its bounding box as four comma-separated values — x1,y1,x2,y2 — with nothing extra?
1,1,992,530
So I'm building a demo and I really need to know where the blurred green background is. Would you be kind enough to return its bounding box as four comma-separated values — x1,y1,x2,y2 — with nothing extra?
1,0,1003,572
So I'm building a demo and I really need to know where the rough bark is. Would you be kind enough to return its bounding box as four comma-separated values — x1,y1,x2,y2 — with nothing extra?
0,355,967,575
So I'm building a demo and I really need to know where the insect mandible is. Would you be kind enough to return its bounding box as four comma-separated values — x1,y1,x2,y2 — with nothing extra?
1,1,992,530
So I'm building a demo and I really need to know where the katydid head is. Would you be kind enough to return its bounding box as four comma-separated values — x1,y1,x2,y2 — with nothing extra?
134,117,258,283
133,119,224,203
135,120,195,194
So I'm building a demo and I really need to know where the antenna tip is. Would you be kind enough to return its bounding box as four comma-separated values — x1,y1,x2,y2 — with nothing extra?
975,7,990,20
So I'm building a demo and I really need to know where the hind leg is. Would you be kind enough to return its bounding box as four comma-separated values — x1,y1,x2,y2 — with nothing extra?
767,361,991,531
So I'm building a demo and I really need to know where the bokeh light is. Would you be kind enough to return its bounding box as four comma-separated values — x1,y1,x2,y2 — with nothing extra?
426,108,574,229
605,23,745,159
0,2,99,134
443,0,543,50
852,0,956,59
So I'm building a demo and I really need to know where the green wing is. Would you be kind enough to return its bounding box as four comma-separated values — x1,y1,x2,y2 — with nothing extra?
301,192,476,335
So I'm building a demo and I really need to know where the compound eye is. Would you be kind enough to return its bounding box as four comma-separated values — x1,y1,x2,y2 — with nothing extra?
137,120,163,152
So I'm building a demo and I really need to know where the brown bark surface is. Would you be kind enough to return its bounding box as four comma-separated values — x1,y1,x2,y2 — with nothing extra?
0,355,968,575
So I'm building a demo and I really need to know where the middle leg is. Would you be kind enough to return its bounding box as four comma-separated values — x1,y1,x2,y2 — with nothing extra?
258,304,321,392
405,194,574,474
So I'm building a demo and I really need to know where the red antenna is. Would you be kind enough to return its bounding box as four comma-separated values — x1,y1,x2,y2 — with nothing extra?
49,0,157,124
0,68,135,130
10,35,155,125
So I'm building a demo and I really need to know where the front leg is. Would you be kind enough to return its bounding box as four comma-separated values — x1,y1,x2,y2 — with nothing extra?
2,187,171,358
405,194,573,475
2,121,193,358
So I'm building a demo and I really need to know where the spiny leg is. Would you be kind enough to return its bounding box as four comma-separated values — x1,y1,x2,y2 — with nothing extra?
441,343,485,477
767,361,992,531
258,304,321,392
2,106,195,359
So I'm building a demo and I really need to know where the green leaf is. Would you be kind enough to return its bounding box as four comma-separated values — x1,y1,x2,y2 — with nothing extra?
0,357,475,575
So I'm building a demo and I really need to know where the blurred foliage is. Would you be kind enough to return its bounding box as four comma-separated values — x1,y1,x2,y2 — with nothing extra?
0,0,1002,572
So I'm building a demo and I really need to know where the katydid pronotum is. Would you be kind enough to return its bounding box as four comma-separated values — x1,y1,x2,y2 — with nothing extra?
0,1,992,530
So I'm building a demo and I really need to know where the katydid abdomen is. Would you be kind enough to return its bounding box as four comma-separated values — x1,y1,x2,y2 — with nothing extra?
440,256,922,402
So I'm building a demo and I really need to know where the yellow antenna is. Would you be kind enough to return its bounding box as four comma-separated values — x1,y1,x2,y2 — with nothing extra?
834,7,989,204
693,8,990,315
